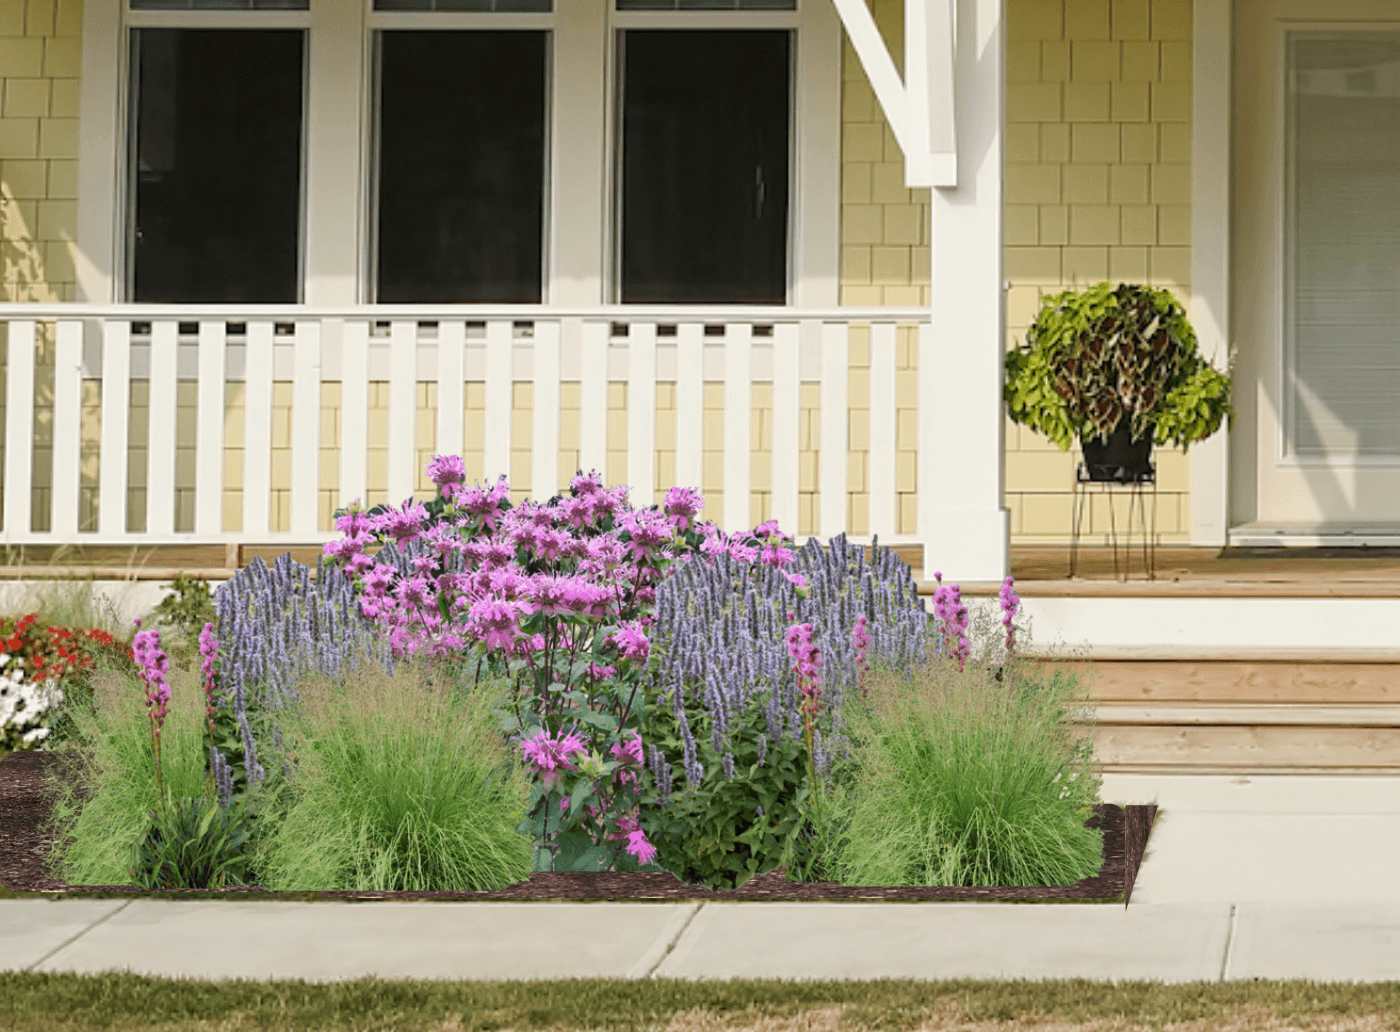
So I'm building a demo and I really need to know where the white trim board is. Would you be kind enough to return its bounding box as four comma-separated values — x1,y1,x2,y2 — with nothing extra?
970,596,1400,657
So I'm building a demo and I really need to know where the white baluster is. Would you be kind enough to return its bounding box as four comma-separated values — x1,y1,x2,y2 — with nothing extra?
436,319,465,473
147,320,178,536
771,321,801,540
578,321,608,483
627,321,656,508
482,319,512,490
194,320,227,537
387,320,416,506
242,321,274,538
674,322,703,499
869,321,898,542
818,321,849,544
98,320,129,538
289,321,321,537
49,320,83,538
3,321,36,539
531,319,561,499
339,320,369,512
723,322,752,534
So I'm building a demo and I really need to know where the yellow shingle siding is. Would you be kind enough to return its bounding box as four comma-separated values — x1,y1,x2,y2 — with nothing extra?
841,0,1194,545
840,0,930,310
0,0,80,303
1003,0,1192,544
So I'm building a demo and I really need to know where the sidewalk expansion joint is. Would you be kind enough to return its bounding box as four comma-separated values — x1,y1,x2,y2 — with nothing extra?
643,902,706,980
1218,904,1238,982
26,899,135,973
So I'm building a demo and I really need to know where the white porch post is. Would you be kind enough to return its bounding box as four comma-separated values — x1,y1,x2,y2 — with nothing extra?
1190,0,1232,546
916,0,1009,584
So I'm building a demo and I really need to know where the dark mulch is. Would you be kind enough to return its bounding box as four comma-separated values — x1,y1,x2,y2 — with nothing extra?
0,748,1156,903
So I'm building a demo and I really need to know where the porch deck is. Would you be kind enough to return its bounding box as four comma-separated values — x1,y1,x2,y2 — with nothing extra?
3,542,1398,596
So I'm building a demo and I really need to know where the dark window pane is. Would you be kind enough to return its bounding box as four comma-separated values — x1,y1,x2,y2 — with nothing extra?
130,29,304,302
620,30,790,304
375,31,547,303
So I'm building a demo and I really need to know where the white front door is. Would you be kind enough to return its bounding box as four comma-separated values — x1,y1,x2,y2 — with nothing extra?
1235,0,1400,523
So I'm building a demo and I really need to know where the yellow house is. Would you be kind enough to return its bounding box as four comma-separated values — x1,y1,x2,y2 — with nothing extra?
0,0,1394,586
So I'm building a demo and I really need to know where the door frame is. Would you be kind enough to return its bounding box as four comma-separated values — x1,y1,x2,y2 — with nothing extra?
1232,0,1400,525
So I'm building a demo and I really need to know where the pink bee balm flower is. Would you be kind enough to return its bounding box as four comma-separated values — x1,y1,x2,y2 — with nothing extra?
373,502,430,545
517,728,588,774
425,454,467,488
606,814,658,866
609,621,650,662
663,486,704,532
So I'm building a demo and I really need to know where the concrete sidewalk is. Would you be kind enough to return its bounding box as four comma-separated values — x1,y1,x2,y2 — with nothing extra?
5,772,1400,985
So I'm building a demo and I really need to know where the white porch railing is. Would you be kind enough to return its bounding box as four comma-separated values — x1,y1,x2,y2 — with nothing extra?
0,304,931,565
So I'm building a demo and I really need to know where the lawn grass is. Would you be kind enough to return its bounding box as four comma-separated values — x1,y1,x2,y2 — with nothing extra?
2,973,1400,1032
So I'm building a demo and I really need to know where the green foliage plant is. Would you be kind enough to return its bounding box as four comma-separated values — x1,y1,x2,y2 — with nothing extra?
1004,280,1235,452
247,641,535,892
127,788,255,890
805,602,1108,888
637,688,813,889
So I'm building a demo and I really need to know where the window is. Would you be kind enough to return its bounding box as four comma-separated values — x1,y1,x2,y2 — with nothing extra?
616,29,791,303
372,31,549,303
127,28,306,302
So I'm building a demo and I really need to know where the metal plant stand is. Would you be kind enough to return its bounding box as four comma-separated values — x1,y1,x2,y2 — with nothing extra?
1069,458,1158,581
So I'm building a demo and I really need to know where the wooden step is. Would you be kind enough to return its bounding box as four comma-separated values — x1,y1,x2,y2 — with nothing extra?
1059,713,1400,774
1028,660,1400,774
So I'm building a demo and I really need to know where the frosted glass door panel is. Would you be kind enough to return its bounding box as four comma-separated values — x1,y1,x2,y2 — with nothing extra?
1288,33,1400,457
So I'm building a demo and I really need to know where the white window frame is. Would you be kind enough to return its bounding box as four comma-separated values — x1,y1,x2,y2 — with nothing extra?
75,0,840,306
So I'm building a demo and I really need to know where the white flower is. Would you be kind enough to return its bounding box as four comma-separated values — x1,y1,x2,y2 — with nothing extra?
0,665,63,752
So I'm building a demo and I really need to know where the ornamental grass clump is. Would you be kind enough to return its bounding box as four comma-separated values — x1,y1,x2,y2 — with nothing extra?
208,552,394,806
247,641,535,893
812,600,1107,889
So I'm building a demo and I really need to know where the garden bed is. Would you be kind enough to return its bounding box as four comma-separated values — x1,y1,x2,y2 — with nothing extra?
0,748,1157,903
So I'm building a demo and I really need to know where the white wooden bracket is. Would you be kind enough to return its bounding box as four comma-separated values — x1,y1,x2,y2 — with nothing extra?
827,0,957,187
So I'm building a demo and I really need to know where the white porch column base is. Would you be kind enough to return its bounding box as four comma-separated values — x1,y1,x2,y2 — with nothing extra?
916,0,1009,585
913,506,1010,582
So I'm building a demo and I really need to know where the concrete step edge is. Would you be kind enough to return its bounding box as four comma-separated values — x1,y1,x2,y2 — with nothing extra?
1019,646,1400,662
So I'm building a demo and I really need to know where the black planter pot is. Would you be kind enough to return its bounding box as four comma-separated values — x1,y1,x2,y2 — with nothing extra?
1080,418,1155,484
